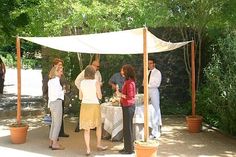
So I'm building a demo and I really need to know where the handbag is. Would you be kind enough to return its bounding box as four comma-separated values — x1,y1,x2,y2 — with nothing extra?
43,114,52,125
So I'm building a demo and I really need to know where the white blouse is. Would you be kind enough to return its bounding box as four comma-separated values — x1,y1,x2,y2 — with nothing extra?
48,77,64,105
80,79,99,104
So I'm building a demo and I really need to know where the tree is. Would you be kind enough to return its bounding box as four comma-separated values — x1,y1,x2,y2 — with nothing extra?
158,0,236,91
0,0,33,46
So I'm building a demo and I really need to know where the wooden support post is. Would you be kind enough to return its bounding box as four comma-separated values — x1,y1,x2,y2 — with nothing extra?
143,27,149,141
16,36,22,124
191,41,196,116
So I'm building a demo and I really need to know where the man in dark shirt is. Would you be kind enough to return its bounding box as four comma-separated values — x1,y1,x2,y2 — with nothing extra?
109,68,125,92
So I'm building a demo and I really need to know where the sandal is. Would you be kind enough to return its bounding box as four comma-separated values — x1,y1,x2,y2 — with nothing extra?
51,146,65,150
85,152,90,156
86,150,91,156
97,145,108,151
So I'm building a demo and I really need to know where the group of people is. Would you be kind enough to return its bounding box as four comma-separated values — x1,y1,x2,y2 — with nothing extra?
45,58,69,151
108,57,162,154
46,57,162,155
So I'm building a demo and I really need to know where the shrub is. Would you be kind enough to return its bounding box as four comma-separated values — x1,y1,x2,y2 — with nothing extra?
197,32,236,135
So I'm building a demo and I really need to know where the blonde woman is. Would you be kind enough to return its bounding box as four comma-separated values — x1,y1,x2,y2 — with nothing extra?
48,66,65,150
79,65,107,156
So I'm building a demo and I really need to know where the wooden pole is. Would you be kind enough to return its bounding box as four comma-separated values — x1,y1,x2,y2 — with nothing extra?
143,27,149,141
191,41,196,116
16,36,22,124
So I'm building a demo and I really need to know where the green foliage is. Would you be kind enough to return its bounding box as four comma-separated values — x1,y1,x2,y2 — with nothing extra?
161,100,190,115
0,0,32,46
0,54,15,68
22,58,41,69
197,31,236,135
65,93,81,116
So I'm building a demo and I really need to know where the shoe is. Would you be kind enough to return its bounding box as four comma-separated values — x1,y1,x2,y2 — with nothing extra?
119,149,134,154
97,145,108,151
118,149,126,153
85,152,90,156
85,150,91,156
150,134,160,140
59,133,69,137
51,146,65,150
149,135,157,140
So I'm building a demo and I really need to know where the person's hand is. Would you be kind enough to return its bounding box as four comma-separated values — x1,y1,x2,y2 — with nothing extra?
63,85,67,93
115,90,120,96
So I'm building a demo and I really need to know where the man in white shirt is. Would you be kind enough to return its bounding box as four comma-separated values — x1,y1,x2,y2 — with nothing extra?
148,57,162,139
75,60,102,90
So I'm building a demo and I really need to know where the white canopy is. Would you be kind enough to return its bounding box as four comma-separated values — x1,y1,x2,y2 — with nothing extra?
20,28,190,54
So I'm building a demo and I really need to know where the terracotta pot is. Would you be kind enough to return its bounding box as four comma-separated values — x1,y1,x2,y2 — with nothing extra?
9,124,28,144
186,115,203,133
134,141,158,157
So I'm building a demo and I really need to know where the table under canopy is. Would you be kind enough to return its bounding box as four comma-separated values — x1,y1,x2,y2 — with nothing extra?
101,94,155,141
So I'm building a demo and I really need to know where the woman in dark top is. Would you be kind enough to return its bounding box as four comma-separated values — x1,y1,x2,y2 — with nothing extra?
117,64,136,154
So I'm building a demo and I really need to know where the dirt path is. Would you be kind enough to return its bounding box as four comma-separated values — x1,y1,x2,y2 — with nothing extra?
3,68,42,96
0,116,236,157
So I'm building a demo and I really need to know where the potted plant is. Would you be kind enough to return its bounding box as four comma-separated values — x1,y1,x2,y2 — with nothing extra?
186,41,203,133
9,90,29,144
186,94,203,133
134,139,159,157
9,122,28,144
9,37,29,144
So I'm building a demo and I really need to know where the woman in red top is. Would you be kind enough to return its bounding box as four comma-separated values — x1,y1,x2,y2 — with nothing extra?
117,64,136,154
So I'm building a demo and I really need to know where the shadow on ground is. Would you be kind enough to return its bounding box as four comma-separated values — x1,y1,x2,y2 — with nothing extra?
0,116,236,157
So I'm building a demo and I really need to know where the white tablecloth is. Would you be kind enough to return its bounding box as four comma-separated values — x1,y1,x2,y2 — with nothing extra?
101,103,155,140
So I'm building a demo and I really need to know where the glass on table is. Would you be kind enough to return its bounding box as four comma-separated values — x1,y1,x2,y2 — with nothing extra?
105,97,109,103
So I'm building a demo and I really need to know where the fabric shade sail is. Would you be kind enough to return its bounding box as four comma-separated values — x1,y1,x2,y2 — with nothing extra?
20,28,191,54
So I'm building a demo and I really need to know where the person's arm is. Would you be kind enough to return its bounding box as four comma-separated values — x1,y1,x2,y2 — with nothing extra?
79,89,83,100
96,81,102,100
108,73,118,91
109,81,117,91
125,82,135,100
75,70,84,90
95,70,103,86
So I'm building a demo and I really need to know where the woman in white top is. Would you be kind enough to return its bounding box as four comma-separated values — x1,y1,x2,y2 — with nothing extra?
48,66,65,150
79,65,107,156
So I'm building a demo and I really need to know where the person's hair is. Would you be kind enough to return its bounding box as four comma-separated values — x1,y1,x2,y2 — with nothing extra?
91,60,100,68
0,57,3,64
122,64,136,81
84,65,96,79
48,66,62,79
52,58,64,66
148,57,156,64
